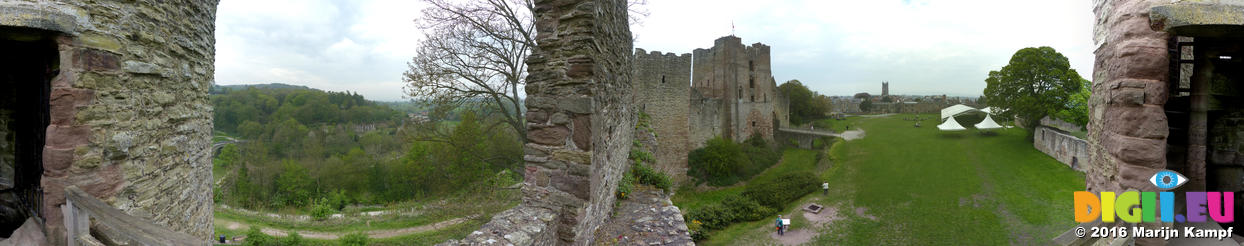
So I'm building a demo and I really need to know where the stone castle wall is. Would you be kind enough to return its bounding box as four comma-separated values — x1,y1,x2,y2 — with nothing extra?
634,49,691,180
688,91,723,149
0,0,218,243
1034,126,1090,172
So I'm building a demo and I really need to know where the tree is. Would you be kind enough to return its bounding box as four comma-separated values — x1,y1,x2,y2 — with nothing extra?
1052,78,1091,128
778,80,829,125
403,0,535,143
403,0,648,144
859,99,873,112
983,46,1084,133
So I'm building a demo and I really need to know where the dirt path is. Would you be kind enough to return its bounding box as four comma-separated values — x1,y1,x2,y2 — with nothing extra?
218,217,467,240
835,129,865,141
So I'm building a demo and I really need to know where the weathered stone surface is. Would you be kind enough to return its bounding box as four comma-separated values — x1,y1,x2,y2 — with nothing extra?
526,110,548,124
571,114,590,151
528,125,570,145
1105,132,1166,168
1101,104,1167,139
0,0,221,242
74,49,120,72
593,188,693,246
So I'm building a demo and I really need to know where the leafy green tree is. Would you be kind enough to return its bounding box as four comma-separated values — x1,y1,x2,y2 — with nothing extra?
778,80,830,125
1052,78,1091,128
859,99,873,112
275,160,312,207
215,144,240,168
984,47,1084,132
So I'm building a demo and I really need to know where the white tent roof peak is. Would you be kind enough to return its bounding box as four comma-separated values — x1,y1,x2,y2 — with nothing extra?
975,114,1003,130
938,115,967,131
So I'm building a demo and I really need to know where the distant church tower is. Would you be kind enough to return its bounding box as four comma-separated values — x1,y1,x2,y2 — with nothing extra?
882,81,889,97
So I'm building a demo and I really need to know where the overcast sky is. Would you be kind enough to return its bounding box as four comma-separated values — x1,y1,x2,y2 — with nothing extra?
215,0,1095,101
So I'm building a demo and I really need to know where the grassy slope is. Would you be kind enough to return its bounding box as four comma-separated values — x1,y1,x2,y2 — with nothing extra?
692,114,1084,245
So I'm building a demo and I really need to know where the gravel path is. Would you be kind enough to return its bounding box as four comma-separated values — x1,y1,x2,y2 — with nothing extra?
218,216,466,240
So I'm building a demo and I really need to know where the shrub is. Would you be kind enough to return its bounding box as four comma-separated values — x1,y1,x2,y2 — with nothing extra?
616,170,634,200
280,231,303,246
721,195,775,221
339,232,369,246
688,137,748,186
632,163,671,192
310,199,336,221
743,172,820,209
244,226,272,246
686,203,736,230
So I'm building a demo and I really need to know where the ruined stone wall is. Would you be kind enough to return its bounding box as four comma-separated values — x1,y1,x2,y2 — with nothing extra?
0,0,218,242
519,0,634,244
634,49,691,180
1034,126,1090,172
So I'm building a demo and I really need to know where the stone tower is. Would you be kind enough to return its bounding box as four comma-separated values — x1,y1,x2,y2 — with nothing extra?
882,81,889,97
1077,0,1244,244
0,0,218,243
690,36,786,146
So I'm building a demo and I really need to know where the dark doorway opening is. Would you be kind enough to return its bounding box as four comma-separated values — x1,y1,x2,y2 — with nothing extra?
1165,36,1243,236
0,27,57,236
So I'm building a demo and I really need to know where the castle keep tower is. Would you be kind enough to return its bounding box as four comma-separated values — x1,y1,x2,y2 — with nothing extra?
0,1,218,244
690,36,786,146
632,36,790,180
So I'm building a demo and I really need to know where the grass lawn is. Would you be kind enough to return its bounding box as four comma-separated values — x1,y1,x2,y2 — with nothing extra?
688,113,1085,245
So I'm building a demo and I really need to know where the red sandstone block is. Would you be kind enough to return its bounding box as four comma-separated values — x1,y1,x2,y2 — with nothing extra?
73,49,120,72
1105,132,1166,168
1116,163,1163,191
1110,38,1169,81
48,88,95,125
45,125,92,149
1102,104,1168,139
42,146,74,175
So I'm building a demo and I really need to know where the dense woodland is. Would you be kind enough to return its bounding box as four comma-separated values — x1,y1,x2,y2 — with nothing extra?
211,85,522,214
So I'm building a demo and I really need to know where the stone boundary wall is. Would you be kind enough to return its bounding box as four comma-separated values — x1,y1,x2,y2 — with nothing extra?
1034,126,1089,172
633,49,691,181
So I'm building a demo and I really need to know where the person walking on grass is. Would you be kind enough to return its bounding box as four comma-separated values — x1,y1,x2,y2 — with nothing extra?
776,215,784,236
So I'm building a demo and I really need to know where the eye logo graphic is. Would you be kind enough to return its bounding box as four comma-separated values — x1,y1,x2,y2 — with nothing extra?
1150,170,1187,190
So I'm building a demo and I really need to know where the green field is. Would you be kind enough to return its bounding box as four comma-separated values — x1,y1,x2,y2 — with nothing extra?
686,114,1085,245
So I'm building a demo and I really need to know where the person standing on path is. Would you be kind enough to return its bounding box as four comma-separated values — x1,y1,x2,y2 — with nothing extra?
776,215,784,236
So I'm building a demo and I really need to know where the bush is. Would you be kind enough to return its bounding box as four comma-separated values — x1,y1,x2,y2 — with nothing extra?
686,203,736,230
688,137,748,186
310,199,336,221
616,170,634,200
244,226,272,246
280,231,303,246
721,195,775,221
686,195,775,231
632,163,671,192
743,172,820,209
339,232,369,246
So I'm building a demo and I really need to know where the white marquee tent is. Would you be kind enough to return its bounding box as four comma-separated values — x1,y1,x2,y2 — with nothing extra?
938,104,1004,131
975,114,1002,130
937,116,967,131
